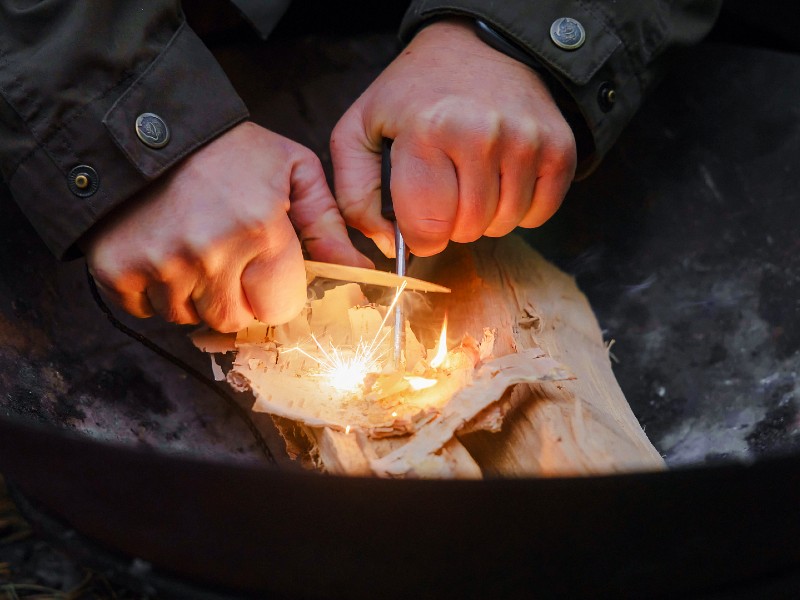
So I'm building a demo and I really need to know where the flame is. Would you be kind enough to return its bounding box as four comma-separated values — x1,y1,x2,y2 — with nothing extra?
405,376,438,391
429,314,448,369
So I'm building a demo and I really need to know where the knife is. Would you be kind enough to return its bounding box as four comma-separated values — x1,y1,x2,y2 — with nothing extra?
304,260,449,294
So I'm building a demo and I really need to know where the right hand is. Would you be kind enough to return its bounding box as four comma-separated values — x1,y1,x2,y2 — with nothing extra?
83,122,372,332
330,19,577,258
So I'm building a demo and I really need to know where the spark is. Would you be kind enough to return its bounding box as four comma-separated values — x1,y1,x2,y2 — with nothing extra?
285,282,408,393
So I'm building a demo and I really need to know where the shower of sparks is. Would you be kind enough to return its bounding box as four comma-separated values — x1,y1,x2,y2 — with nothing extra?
286,282,408,393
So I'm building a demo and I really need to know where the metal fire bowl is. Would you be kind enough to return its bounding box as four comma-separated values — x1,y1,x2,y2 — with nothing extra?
1,39,799,598
2,416,800,599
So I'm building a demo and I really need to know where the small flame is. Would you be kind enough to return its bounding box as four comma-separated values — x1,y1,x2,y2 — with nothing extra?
429,314,448,369
405,376,438,391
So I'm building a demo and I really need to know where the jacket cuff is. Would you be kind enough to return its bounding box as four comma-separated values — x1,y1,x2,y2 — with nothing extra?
7,22,249,259
400,1,634,178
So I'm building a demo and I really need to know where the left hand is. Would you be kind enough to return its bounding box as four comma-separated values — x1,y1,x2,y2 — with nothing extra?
331,18,577,258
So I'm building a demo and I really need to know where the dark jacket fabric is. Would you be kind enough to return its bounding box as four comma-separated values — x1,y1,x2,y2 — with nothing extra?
0,1,720,259
0,1,249,259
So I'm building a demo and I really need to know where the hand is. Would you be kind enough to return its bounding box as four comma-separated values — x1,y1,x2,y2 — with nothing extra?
331,18,577,257
83,122,371,332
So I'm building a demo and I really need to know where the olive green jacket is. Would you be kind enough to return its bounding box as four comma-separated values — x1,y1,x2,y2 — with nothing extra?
0,1,721,259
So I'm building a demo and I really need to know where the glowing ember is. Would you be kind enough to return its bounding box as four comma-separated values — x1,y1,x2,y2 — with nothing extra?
405,376,438,391
429,314,449,369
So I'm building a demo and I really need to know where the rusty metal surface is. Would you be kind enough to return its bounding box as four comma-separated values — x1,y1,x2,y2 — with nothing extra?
2,415,800,599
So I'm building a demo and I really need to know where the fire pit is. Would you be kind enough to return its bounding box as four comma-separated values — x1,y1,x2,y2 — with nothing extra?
1,34,799,598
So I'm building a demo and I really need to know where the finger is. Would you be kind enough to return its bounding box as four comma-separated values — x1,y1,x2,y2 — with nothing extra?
138,253,201,324
485,154,538,237
93,279,155,318
519,133,576,228
190,260,254,333
450,152,500,244
288,146,374,268
391,137,458,257
241,216,306,326
146,283,200,325
519,161,574,229
330,107,395,257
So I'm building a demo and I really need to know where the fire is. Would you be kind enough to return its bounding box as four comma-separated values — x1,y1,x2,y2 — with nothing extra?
314,337,384,392
287,282,407,393
429,314,448,368
405,376,438,391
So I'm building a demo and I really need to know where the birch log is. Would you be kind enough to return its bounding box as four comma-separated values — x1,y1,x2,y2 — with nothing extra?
406,235,665,476
201,234,664,477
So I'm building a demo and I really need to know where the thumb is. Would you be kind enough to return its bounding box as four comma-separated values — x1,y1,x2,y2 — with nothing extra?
330,106,396,258
288,148,373,268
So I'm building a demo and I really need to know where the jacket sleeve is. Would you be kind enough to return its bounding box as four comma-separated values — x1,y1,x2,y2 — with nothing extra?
0,1,249,259
400,0,722,178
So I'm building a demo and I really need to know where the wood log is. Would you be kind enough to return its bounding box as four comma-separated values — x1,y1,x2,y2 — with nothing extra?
200,234,663,477
407,235,665,476
276,235,662,476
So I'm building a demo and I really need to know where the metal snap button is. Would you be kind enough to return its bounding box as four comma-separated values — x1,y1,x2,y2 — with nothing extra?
135,112,170,149
598,81,617,112
67,165,99,198
550,17,586,50
74,174,90,189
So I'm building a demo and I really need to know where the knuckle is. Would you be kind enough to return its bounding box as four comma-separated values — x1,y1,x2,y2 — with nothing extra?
512,118,542,146
545,139,577,176
292,142,318,165
543,124,577,171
